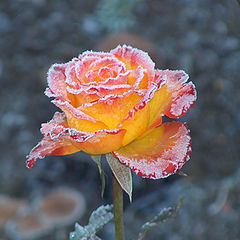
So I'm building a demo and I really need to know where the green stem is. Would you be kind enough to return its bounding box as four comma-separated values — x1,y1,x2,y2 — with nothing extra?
112,174,125,240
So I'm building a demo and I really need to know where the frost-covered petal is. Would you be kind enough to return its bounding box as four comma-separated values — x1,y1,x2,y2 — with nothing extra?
66,87,101,108
113,122,192,179
130,66,148,90
148,70,196,127
40,111,106,137
26,137,80,170
75,54,121,84
119,71,165,145
111,45,155,75
72,128,126,155
164,81,196,118
26,112,127,168
75,56,100,83
120,104,150,146
47,63,68,100
79,92,142,129
52,98,98,123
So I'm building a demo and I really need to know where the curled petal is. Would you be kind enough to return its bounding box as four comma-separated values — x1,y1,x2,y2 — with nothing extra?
26,112,127,168
113,121,192,179
52,98,98,123
121,71,165,142
47,63,69,100
73,128,126,154
26,137,80,170
75,55,99,83
148,70,197,128
80,51,113,59
111,45,155,81
89,57,120,72
164,81,196,118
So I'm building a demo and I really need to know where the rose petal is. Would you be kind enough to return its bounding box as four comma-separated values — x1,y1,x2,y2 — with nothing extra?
52,98,98,123
47,63,68,99
75,54,120,84
26,137,80,170
164,81,196,118
80,51,113,59
111,45,155,76
65,60,82,88
75,55,100,83
66,87,101,108
113,121,192,179
89,57,119,72
130,66,148,90
79,92,142,129
76,128,126,154
26,112,127,169
65,112,108,133
148,70,197,127
121,104,150,146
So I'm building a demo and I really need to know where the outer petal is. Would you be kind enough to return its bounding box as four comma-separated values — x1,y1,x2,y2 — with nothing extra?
120,71,165,145
26,137,80,170
113,121,192,179
148,70,197,127
41,113,126,155
47,63,69,100
26,112,126,169
73,128,126,154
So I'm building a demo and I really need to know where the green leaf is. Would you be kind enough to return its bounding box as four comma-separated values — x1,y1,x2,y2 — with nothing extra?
106,153,132,202
138,198,184,240
91,155,105,198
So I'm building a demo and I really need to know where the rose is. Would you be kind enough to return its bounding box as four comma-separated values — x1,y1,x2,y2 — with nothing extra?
27,45,196,179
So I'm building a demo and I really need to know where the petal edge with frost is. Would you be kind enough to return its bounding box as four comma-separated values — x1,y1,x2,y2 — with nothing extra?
26,112,127,169
113,121,192,179
26,137,80,170
148,70,197,128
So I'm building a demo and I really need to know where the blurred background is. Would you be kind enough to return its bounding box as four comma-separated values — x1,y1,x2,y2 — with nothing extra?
0,0,240,239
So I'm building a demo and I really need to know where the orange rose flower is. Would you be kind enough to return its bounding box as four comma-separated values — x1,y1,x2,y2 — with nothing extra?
26,45,196,179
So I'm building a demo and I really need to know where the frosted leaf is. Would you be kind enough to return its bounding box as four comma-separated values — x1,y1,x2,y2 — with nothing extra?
91,155,105,198
69,205,113,240
106,153,132,201
138,198,184,240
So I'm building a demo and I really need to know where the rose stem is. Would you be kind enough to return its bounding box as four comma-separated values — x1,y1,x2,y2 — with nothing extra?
112,173,125,240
